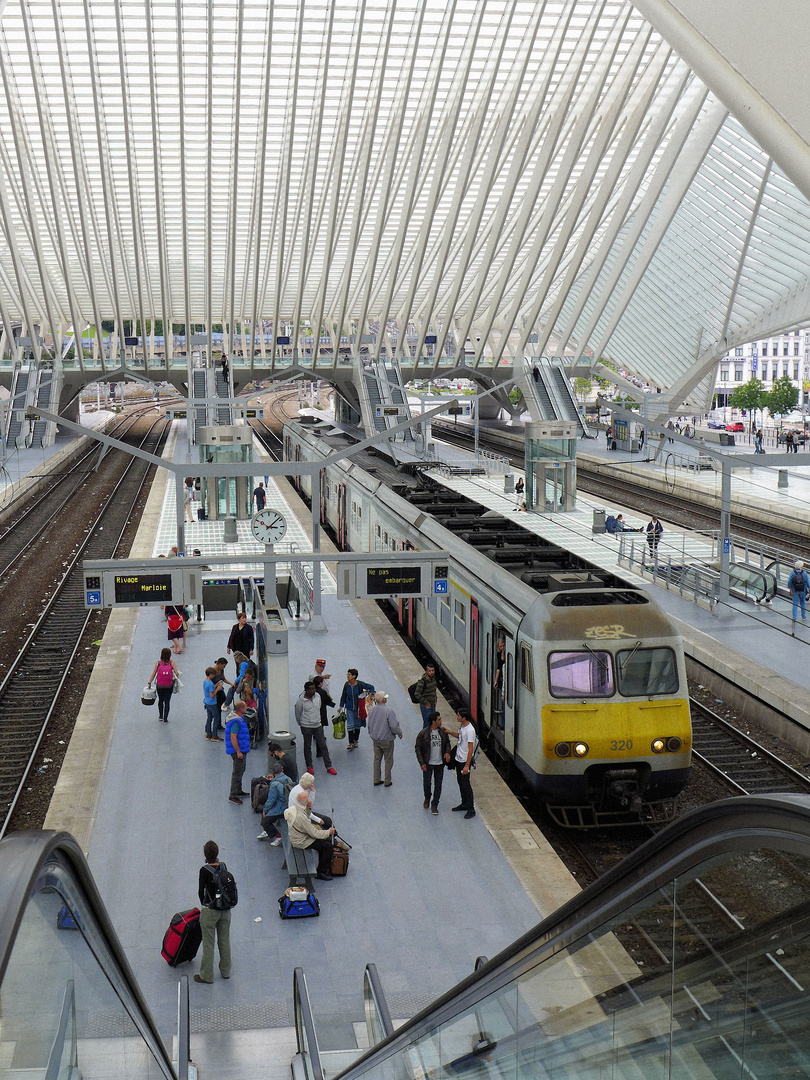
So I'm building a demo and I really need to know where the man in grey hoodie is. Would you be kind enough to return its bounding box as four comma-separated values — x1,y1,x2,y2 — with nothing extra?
367,692,403,787
294,681,336,776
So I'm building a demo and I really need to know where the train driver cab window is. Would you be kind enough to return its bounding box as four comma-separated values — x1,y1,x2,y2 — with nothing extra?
519,643,534,693
549,650,614,697
616,646,678,696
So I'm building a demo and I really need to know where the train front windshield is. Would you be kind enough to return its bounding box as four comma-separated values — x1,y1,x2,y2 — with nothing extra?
549,647,678,698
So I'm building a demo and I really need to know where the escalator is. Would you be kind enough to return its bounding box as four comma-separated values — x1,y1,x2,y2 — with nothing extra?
8,798,810,1080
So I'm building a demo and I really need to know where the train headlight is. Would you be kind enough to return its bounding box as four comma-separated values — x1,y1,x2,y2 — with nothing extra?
651,736,683,754
573,742,589,758
651,738,666,754
555,742,571,758
666,736,682,753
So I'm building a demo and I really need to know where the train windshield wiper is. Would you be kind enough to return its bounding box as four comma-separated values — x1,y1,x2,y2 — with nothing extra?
618,640,642,675
582,643,608,671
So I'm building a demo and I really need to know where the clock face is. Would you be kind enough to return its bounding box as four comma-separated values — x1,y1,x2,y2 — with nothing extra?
251,508,287,544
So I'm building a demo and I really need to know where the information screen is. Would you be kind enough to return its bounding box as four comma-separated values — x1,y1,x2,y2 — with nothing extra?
113,573,173,604
366,566,422,596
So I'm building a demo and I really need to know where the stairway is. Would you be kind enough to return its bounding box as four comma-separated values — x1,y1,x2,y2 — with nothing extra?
6,366,30,448
191,368,209,444
522,358,589,435
30,367,58,447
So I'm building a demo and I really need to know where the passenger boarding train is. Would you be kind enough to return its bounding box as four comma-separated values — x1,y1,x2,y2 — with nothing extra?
284,416,692,828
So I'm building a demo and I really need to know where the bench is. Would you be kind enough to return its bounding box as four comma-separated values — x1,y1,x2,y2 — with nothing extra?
279,823,319,891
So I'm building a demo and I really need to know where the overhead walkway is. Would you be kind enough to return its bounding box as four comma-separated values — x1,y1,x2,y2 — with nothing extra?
7,797,810,1079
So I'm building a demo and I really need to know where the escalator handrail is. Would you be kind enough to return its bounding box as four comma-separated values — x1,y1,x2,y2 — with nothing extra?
329,794,810,1080
177,975,190,1080
364,963,394,1040
0,830,177,1080
44,979,76,1080
293,966,325,1080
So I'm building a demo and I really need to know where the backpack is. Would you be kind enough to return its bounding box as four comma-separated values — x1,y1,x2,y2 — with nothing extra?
204,863,238,910
155,662,174,688
408,681,420,704
247,659,259,683
167,614,184,633
604,515,616,534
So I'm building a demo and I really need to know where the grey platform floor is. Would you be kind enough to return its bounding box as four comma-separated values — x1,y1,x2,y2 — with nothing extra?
84,595,541,1052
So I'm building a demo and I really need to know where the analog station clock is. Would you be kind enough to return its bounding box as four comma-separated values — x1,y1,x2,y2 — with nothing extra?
250,508,287,544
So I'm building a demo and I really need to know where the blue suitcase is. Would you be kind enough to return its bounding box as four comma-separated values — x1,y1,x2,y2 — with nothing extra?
279,890,320,919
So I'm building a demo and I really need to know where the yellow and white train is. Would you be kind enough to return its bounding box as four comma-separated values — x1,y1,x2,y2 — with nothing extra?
285,416,692,828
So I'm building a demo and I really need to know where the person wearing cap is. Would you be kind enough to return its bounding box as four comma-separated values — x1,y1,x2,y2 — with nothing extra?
268,742,299,784
257,763,294,845
311,659,330,688
788,560,810,621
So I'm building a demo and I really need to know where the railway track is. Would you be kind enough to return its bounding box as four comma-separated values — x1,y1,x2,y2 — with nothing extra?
0,414,171,838
691,701,810,797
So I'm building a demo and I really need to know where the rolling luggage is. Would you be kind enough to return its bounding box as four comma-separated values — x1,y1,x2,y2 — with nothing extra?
161,908,202,966
279,888,320,919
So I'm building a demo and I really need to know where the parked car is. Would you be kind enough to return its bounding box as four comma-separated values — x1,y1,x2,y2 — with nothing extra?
726,422,745,432
706,419,725,429
777,430,807,445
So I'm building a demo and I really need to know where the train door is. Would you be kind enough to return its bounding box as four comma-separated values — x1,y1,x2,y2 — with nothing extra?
491,628,516,755
398,541,415,633
470,599,480,722
319,469,328,526
336,484,347,550
293,444,302,492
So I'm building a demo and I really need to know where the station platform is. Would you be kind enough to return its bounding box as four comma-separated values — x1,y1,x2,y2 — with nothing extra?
41,419,579,1077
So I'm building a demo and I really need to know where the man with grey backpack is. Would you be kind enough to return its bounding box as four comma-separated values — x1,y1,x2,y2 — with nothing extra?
194,840,238,984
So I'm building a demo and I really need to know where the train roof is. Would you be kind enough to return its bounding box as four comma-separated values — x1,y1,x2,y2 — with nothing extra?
287,416,677,634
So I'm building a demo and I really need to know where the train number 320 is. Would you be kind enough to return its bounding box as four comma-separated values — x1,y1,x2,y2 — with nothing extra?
610,739,633,751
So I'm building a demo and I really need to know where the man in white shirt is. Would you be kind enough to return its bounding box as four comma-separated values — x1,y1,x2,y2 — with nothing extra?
451,709,477,819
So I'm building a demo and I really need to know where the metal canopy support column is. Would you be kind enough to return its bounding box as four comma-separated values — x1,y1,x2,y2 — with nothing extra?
718,458,731,608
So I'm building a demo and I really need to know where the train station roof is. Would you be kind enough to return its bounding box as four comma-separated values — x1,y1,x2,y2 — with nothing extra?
1,0,810,401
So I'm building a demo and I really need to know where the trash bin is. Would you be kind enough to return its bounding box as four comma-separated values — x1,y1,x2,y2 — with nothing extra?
268,730,297,774
222,517,238,543
504,474,515,494
592,508,606,534
778,469,789,489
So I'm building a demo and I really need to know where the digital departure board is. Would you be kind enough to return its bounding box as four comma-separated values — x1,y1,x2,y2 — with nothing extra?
113,573,173,604
366,566,422,596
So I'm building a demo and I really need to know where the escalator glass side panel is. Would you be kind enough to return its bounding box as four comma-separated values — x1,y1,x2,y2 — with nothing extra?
331,798,810,1080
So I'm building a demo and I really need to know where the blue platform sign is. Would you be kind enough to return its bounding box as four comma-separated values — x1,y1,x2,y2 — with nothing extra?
723,538,730,554
434,580,448,594
86,590,102,606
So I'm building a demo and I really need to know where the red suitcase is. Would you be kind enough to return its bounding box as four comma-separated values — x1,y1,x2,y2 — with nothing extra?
161,908,202,967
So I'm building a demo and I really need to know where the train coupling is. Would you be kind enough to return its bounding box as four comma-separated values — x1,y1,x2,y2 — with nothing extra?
603,768,644,811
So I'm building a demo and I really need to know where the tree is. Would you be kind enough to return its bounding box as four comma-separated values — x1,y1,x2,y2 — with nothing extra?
729,378,767,432
574,377,592,401
766,375,799,423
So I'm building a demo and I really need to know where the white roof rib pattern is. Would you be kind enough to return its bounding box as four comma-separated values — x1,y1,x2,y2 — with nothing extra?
1,0,810,394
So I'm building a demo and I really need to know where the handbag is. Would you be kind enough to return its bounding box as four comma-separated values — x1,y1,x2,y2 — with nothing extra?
172,678,183,696
141,686,156,707
332,714,346,740
358,695,367,722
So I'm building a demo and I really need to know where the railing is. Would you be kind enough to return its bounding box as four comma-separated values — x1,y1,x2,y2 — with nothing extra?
0,832,177,1080
475,449,510,475
294,966,325,1080
363,963,394,1046
289,543,315,619
177,975,191,1080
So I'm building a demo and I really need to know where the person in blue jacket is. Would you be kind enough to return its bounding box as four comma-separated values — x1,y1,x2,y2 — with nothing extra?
226,701,251,804
257,763,293,844
788,560,810,622
339,668,375,750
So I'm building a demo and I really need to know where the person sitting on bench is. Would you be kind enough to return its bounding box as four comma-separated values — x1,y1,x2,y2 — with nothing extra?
284,791,336,882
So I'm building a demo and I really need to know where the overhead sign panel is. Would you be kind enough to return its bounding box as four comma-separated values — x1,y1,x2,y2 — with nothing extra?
338,559,449,599
83,560,202,608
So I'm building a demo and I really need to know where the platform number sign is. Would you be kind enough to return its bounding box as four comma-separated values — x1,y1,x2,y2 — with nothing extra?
86,575,102,607
434,564,449,594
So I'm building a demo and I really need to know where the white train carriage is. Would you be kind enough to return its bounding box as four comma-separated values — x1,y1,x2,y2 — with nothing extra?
285,417,691,827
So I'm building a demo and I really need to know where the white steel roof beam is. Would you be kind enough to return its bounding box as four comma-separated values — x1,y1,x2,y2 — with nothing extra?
563,94,724,366
227,0,245,357
144,0,172,363
175,0,191,359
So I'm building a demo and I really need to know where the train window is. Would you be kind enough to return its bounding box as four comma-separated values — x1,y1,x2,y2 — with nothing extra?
440,598,451,633
485,633,491,681
453,601,466,647
548,651,615,697
426,594,437,617
616,646,678,696
506,652,513,708
519,644,534,693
